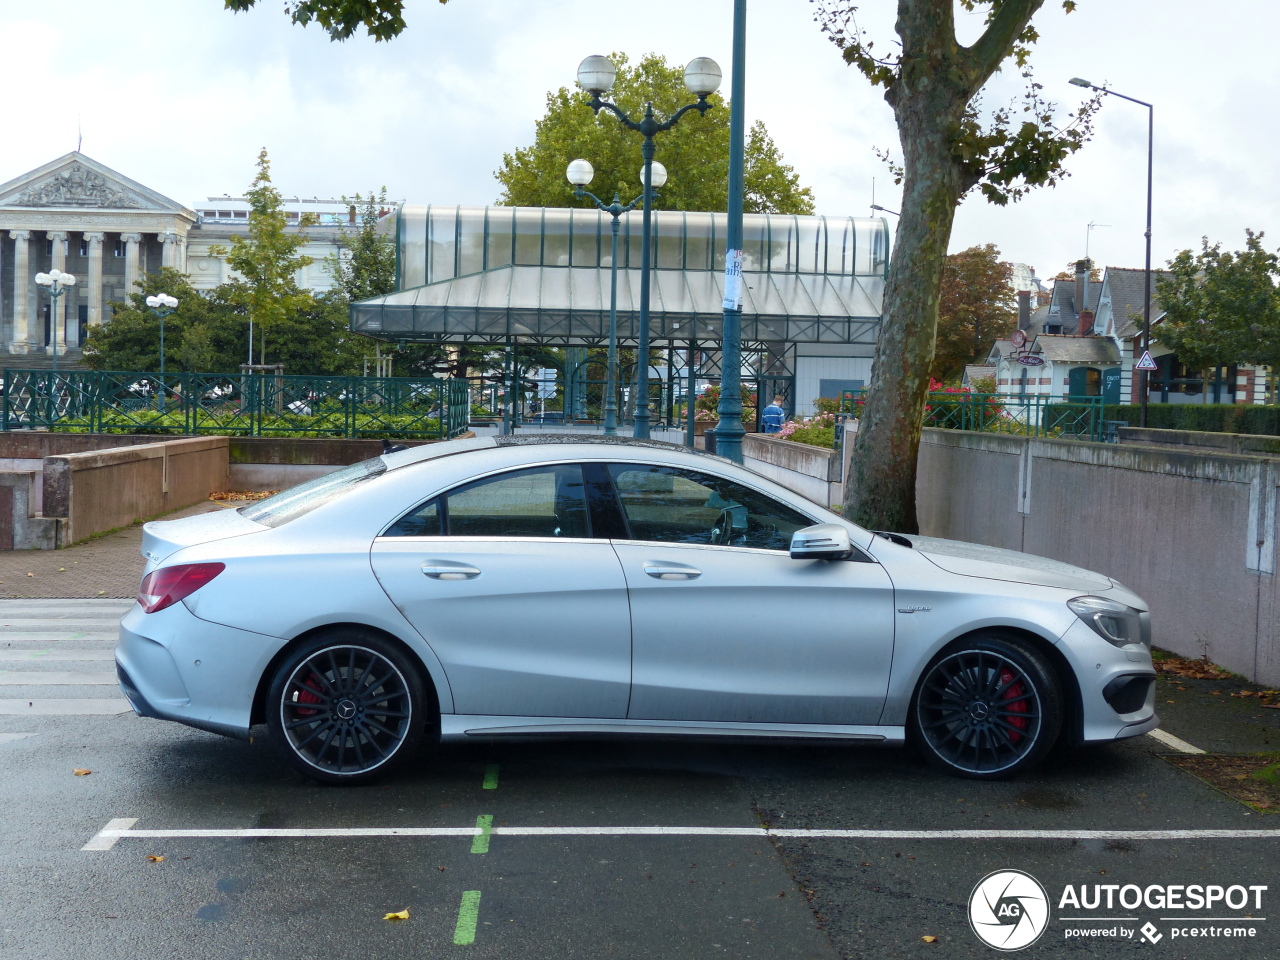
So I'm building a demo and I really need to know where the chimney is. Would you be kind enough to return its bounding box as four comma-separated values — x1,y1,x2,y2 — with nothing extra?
1017,290,1031,330
1073,258,1087,312
1078,309,1094,336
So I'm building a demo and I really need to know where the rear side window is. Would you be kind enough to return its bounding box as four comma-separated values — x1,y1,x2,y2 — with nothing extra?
385,464,591,538
239,457,386,529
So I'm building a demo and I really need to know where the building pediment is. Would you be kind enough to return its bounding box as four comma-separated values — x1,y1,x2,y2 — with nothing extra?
0,152,193,219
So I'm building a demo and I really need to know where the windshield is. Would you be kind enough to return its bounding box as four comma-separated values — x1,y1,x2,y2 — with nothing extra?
238,457,387,528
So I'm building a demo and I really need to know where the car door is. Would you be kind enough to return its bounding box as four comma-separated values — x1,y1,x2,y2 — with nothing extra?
370,462,631,719
604,462,896,726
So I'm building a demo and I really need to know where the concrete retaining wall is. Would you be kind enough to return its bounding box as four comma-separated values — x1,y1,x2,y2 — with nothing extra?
44,436,230,545
743,431,855,509
228,434,474,490
917,429,1280,685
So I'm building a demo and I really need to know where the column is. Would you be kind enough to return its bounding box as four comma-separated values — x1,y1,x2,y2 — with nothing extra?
48,231,67,355
7,231,30,354
85,232,104,329
122,233,142,296
161,232,182,270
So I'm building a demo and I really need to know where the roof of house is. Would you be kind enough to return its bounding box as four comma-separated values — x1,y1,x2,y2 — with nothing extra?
1101,266,1170,339
1032,334,1120,364
963,364,996,384
1046,276,1102,335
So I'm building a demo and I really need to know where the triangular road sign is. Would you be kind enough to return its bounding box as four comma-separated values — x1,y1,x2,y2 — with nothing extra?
1135,350,1159,371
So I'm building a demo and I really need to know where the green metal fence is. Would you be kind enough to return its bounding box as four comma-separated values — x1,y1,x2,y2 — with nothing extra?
1,370,472,439
840,390,1105,442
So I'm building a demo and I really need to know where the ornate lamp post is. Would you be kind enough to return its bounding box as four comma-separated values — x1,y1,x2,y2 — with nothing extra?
576,54,721,439
34,268,76,375
1071,77,1153,427
145,293,179,412
565,158,667,436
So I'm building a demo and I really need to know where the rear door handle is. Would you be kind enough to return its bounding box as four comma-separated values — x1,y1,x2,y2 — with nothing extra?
643,562,702,580
422,562,481,580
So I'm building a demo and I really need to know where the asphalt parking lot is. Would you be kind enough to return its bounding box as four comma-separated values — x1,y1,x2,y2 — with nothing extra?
2,597,1278,960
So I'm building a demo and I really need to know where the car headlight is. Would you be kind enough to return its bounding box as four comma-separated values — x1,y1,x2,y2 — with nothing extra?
1067,596,1149,647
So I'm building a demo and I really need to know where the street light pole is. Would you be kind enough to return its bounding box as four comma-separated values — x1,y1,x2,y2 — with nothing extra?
565,159,657,436
1071,77,1153,427
34,268,76,377
576,54,722,439
716,0,748,464
146,293,179,412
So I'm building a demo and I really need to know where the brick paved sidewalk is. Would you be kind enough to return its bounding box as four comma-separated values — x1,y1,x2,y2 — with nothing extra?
0,501,235,600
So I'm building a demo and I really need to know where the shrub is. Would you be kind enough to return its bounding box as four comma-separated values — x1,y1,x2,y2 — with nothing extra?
1102,404,1280,436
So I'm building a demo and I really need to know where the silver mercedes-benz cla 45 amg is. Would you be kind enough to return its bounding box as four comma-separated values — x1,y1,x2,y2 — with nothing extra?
116,435,1157,785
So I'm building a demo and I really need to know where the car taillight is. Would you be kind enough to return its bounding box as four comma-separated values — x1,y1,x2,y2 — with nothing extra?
136,563,225,613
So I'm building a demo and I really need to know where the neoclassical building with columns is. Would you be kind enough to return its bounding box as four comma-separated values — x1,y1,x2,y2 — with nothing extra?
0,152,345,365
0,153,195,358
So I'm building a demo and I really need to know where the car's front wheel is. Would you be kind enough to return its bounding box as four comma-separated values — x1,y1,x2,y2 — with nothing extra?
910,635,1062,779
266,630,428,785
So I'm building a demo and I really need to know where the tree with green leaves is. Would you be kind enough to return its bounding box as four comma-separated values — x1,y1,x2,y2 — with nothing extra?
496,53,814,215
933,244,1016,382
223,0,436,41
83,269,226,372
328,189,397,303
1156,230,1280,399
815,0,1100,532
211,149,318,367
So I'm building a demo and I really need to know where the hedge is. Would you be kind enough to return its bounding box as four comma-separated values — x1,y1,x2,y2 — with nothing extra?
1102,404,1280,436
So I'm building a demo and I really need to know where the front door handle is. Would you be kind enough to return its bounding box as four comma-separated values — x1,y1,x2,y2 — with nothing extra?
422,562,481,580
643,562,702,580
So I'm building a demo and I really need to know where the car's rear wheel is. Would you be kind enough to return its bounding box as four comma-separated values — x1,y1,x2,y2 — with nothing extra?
910,635,1062,779
266,630,428,785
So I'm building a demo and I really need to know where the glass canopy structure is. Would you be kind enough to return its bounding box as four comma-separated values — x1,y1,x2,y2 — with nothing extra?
350,205,889,347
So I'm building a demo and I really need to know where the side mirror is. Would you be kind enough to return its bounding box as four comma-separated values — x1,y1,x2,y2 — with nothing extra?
790,523,853,561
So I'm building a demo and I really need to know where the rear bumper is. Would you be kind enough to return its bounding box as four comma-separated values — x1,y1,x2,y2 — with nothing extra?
115,601,289,740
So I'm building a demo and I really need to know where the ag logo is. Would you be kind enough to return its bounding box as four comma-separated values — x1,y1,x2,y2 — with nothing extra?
969,869,1050,951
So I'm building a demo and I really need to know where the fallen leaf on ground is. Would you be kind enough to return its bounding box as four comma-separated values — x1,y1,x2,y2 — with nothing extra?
145,855,164,862
383,909,409,921
25,573,33,578
73,768,91,776
922,935,938,943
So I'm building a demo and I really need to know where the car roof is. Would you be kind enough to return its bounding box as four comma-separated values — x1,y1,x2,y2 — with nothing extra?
382,433,739,473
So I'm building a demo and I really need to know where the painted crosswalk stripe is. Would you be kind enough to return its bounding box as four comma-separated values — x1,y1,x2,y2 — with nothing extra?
82,820,1280,851
0,670,119,685
0,650,116,662
0,699,131,715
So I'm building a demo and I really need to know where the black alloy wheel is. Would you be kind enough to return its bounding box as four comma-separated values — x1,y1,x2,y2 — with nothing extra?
266,631,428,785
911,635,1062,779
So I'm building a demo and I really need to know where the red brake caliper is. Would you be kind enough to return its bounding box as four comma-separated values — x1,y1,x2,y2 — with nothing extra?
999,668,1029,743
293,672,325,716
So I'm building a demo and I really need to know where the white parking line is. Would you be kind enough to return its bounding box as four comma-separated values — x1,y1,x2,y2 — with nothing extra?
82,820,1280,851
1148,728,1207,755
0,650,116,661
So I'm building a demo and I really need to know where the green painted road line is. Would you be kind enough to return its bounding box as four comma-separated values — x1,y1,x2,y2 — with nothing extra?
482,763,499,790
453,890,482,945
470,815,493,854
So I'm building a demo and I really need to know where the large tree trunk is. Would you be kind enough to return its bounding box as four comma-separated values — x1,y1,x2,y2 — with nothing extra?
845,105,965,533
842,0,1044,534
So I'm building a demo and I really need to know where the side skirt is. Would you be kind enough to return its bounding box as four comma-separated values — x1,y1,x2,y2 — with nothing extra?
440,715,905,745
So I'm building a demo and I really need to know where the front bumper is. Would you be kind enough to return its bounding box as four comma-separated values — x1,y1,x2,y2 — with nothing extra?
1056,618,1158,742
115,601,289,740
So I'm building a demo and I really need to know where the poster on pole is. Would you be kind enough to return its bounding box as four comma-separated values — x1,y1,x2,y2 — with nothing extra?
722,249,744,310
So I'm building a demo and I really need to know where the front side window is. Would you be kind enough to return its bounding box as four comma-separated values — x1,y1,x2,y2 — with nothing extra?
385,464,591,539
607,464,812,551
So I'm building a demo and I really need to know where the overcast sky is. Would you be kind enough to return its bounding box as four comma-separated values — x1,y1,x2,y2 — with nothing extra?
2,1,1276,284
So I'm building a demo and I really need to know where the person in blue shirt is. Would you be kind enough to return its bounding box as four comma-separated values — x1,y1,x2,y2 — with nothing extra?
762,395,787,433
